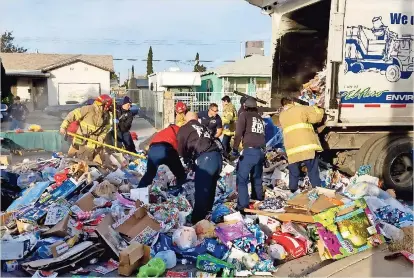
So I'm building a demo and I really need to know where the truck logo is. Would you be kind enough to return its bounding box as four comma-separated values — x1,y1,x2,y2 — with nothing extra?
344,16,413,82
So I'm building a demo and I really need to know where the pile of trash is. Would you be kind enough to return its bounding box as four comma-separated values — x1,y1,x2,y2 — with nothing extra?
1,146,413,277
298,68,327,107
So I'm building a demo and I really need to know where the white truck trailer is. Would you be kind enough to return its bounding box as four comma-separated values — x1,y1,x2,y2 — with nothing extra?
245,0,413,197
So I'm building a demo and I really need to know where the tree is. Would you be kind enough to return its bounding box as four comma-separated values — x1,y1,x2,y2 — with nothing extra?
146,46,154,77
193,52,207,72
111,72,119,82
1,31,27,53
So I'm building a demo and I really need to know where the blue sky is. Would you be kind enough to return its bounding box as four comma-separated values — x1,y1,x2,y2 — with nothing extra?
0,0,271,82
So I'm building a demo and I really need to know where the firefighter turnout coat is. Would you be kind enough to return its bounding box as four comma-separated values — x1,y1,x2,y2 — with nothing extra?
61,103,112,149
279,104,324,164
222,103,237,136
175,112,186,127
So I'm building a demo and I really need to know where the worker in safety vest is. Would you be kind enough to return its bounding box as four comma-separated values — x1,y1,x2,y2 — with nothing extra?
221,95,237,156
279,97,324,193
175,101,187,127
60,94,113,164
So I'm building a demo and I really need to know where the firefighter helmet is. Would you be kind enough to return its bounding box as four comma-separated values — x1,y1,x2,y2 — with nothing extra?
175,101,187,113
95,94,113,110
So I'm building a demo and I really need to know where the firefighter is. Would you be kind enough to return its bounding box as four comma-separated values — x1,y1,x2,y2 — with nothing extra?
231,97,266,212
197,103,223,138
175,101,187,127
221,96,237,156
279,97,324,193
59,94,113,164
177,112,223,224
138,124,186,189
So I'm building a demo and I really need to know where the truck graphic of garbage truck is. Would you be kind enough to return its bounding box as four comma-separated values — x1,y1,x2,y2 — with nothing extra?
344,16,413,82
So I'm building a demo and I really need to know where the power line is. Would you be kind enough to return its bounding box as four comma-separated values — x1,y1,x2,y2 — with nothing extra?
15,36,271,46
112,58,236,63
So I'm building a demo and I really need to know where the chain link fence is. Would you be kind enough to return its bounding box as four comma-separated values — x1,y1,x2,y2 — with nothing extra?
173,91,256,114
126,89,164,130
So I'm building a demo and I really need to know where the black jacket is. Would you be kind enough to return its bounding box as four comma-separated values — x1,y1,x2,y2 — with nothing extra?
233,111,265,149
117,107,133,132
177,119,221,161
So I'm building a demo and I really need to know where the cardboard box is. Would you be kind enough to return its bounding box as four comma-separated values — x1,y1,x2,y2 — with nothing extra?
313,198,385,260
50,241,69,258
42,215,70,237
74,192,96,212
115,201,160,245
95,214,123,257
287,190,344,214
118,242,151,276
0,239,31,260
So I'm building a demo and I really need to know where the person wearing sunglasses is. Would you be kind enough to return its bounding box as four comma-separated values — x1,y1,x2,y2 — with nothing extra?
197,103,223,138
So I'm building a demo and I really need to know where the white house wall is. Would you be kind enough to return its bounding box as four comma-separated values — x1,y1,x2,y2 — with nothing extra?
16,77,32,101
47,61,110,106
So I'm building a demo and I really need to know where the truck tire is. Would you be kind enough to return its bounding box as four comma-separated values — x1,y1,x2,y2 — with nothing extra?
385,65,401,82
355,134,389,171
375,136,413,200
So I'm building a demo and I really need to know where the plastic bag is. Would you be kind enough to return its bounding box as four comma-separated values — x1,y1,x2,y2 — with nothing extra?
17,172,42,189
172,227,197,250
194,220,216,240
154,250,177,269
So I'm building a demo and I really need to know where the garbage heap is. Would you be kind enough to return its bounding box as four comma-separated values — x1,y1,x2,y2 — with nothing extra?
1,148,413,277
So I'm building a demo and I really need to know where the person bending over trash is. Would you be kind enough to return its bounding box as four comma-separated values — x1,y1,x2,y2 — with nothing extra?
220,96,237,157
231,97,266,212
137,124,186,190
279,97,324,193
59,94,112,164
177,112,223,224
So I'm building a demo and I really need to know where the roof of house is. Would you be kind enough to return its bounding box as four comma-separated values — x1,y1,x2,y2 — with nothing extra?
149,71,201,87
0,53,114,73
203,55,271,77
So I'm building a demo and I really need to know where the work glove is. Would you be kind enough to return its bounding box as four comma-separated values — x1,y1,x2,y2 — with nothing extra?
223,124,230,130
230,149,239,157
114,119,119,124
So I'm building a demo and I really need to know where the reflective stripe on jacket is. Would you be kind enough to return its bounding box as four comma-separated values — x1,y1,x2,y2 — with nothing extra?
175,112,186,127
222,103,237,136
279,104,324,164
61,103,111,149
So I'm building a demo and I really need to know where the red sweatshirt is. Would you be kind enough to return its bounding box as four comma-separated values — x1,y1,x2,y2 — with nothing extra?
150,124,180,150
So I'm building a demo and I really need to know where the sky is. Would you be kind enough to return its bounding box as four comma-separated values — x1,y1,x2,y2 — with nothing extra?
0,0,271,82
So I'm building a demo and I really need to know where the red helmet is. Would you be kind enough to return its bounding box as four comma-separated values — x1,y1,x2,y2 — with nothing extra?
95,94,113,110
175,101,187,113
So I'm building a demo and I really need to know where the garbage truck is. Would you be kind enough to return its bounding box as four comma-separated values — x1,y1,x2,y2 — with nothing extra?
245,0,413,198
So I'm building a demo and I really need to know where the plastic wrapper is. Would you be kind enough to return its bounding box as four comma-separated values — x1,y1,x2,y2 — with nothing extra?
155,250,177,269
270,232,307,260
194,220,216,240
172,227,197,250
258,197,286,211
17,172,42,189
268,244,287,260
364,196,413,228
41,167,58,182
215,221,254,245
211,204,232,224
151,233,228,263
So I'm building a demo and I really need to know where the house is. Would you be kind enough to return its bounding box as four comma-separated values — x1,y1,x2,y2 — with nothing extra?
128,75,149,90
0,53,114,110
148,68,201,92
199,55,272,93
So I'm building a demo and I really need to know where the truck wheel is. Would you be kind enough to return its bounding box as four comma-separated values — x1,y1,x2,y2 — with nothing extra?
351,62,364,73
355,134,388,171
376,136,413,200
385,65,401,82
